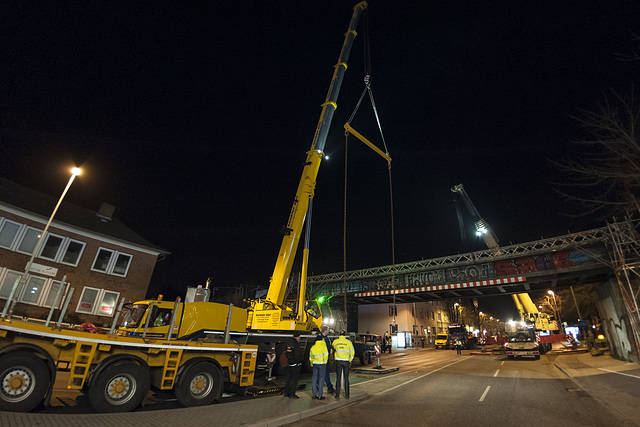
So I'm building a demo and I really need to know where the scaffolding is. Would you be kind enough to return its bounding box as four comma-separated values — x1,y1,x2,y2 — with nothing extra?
604,219,640,358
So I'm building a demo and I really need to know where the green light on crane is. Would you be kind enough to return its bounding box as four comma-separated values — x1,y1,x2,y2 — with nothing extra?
317,296,326,304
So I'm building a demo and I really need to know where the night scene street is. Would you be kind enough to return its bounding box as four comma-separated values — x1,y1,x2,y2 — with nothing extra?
1,1,640,426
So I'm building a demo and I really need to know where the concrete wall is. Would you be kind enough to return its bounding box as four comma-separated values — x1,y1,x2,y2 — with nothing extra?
596,278,639,363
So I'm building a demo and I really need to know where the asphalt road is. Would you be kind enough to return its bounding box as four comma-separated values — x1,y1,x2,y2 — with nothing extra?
37,347,640,427
292,349,639,427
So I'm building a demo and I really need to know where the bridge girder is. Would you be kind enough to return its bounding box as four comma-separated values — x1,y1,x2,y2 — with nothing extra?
309,223,623,305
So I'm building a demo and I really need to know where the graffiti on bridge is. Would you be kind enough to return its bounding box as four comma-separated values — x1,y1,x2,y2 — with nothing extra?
361,249,601,292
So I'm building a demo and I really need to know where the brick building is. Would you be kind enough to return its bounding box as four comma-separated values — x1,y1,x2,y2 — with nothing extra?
0,178,169,326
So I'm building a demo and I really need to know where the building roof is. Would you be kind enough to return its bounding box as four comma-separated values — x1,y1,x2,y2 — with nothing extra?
0,177,169,255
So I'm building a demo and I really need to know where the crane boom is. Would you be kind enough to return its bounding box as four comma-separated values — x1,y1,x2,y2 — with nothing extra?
451,184,557,331
249,1,368,331
451,183,499,250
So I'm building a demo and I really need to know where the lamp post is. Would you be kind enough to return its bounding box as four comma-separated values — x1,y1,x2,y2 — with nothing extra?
2,167,82,318
548,290,563,333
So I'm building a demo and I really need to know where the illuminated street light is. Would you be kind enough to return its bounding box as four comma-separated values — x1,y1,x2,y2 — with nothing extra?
547,290,563,333
2,167,82,318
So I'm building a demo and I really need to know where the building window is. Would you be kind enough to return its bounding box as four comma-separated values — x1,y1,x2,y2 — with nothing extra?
19,275,47,305
99,290,119,315
43,280,69,309
77,287,100,314
91,248,133,277
112,253,132,276
0,220,86,266
0,219,21,249
76,287,120,317
40,233,64,260
16,227,43,255
61,240,85,266
0,270,22,299
92,249,113,272
36,233,87,266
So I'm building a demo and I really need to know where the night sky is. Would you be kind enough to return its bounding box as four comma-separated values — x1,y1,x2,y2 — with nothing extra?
2,2,640,318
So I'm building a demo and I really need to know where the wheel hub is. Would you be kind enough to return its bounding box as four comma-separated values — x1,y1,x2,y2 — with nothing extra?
3,369,30,396
107,376,131,399
191,375,206,394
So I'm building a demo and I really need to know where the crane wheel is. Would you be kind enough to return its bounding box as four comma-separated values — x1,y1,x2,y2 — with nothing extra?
175,362,223,407
88,361,149,413
0,352,50,412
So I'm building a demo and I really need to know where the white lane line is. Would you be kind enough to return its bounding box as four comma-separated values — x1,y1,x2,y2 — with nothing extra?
479,385,491,402
598,368,640,379
493,369,500,377
377,357,470,395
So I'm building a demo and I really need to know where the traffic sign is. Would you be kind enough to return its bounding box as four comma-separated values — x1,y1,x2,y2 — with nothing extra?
375,345,380,354
266,353,275,363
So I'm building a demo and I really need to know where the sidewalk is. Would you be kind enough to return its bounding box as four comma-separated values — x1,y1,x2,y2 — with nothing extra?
553,350,640,426
0,388,367,427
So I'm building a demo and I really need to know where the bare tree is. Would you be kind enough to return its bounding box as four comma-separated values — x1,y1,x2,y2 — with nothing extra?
614,34,640,62
442,299,461,324
554,93,640,219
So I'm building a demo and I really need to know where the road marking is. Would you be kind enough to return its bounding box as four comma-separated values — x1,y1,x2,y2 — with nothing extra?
501,361,505,366
479,386,491,402
598,368,640,379
377,357,470,395
493,369,500,377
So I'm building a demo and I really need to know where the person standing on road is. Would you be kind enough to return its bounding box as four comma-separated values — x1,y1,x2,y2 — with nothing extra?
284,331,302,399
310,335,328,400
332,330,354,400
320,325,336,394
455,338,462,355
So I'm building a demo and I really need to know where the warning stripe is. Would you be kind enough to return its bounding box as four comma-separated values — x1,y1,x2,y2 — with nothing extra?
354,276,526,298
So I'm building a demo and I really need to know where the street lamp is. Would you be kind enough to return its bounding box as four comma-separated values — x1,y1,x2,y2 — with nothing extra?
548,290,563,333
2,167,82,318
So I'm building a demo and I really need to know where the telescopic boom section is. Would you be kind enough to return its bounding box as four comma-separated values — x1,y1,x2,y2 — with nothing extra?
265,1,368,306
451,183,499,250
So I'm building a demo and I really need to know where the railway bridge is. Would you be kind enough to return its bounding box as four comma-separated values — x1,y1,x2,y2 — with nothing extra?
308,220,638,305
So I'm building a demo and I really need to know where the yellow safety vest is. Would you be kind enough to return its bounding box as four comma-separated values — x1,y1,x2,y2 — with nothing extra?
332,336,355,362
309,340,328,365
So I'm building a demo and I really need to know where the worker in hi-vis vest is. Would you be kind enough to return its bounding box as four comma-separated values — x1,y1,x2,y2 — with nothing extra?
332,330,355,400
309,335,328,400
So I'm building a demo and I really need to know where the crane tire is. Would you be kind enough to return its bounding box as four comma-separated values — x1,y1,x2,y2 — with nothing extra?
0,352,50,412
175,362,223,407
88,361,149,413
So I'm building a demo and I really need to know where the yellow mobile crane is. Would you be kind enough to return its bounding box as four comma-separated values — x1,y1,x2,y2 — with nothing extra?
120,2,369,374
247,2,368,333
